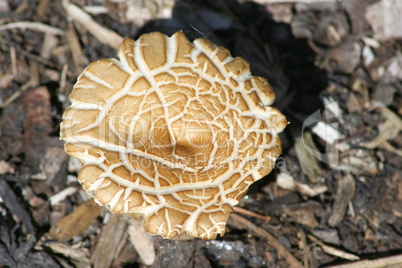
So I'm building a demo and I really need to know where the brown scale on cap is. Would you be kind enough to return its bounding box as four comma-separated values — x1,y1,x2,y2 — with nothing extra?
60,31,288,239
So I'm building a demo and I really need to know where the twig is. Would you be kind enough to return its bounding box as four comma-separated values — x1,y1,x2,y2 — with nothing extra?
65,22,88,74
58,64,68,93
326,254,402,268
308,234,359,261
1,90,22,109
229,213,303,268
49,187,78,206
0,21,64,35
233,206,271,221
62,0,123,50
19,48,56,67
10,46,17,76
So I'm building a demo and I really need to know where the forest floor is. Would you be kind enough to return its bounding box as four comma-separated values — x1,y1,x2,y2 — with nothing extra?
1,0,402,267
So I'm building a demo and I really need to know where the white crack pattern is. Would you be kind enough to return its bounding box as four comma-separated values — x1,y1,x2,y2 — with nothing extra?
60,31,287,240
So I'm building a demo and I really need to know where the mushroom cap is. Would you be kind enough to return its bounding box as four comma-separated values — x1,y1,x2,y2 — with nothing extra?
60,31,287,240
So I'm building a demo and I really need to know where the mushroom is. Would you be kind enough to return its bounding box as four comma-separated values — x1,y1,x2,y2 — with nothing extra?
60,31,287,239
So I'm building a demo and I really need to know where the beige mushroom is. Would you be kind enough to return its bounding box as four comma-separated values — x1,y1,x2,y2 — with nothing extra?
60,31,288,239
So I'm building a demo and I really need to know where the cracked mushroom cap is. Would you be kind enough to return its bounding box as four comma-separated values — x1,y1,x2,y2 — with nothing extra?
60,31,287,240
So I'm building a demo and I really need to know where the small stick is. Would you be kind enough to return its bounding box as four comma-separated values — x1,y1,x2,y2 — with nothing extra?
62,0,123,50
49,187,78,206
308,235,359,261
0,21,64,35
10,46,17,77
58,64,68,93
1,91,22,108
326,254,402,268
229,213,303,268
233,206,271,221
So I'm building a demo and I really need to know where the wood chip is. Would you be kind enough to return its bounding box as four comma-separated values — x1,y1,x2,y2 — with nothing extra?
22,86,52,138
366,0,402,40
127,219,156,266
21,86,53,169
0,179,35,234
45,242,90,264
346,92,364,113
282,202,321,228
328,173,355,227
49,198,102,242
292,127,323,183
311,121,343,145
0,0,10,12
91,213,128,267
0,72,13,90
34,0,51,21
336,149,378,174
276,172,327,197
309,228,341,245
363,106,402,149
40,33,59,60
0,160,15,174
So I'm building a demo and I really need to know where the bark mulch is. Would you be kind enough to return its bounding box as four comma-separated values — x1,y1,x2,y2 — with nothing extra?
0,0,401,267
